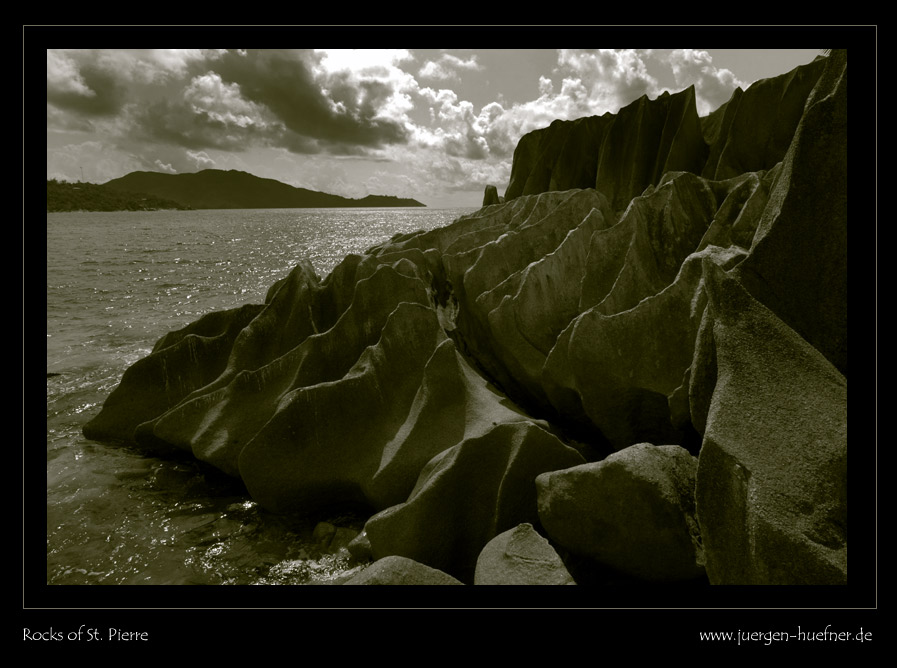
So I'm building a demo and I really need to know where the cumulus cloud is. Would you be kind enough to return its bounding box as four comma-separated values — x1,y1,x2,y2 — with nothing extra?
88,48,209,86
315,49,414,75
183,72,272,130
418,76,597,166
419,53,483,82
667,49,744,115
556,49,661,112
413,87,517,161
362,171,421,198
47,51,94,98
132,97,264,152
403,47,742,196
424,150,513,194
409,49,667,172
137,49,209,80
186,150,216,170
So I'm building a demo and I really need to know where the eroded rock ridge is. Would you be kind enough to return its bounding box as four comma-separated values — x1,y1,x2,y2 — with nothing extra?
83,52,847,585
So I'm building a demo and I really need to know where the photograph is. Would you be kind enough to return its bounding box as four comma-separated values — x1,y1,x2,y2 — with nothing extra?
32,25,877,650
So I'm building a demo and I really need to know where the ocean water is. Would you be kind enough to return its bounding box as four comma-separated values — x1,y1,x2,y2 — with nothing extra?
45,206,474,586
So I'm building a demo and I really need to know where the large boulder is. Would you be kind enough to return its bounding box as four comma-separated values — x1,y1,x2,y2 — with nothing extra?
691,261,847,585
342,556,464,585
474,523,575,585
687,53,848,585
536,443,705,582
482,184,501,207
363,422,585,582
81,302,264,445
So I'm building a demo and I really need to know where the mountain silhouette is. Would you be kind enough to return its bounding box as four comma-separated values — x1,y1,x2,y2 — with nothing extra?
102,169,425,209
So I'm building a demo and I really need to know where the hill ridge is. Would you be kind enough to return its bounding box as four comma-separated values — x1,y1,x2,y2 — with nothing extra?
96,168,426,210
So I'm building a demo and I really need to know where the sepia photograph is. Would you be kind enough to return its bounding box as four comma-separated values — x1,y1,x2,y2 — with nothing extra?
32,25,876,650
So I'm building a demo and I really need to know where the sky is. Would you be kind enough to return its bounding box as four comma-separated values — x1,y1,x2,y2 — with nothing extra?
46,46,825,208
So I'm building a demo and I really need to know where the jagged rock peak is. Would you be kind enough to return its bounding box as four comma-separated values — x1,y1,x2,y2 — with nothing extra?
504,58,829,210
482,184,501,207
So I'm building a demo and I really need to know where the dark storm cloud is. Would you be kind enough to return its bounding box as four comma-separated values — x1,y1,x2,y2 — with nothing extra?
46,62,126,117
47,49,411,157
443,133,488,160
134,98,266,152
210,49,409,153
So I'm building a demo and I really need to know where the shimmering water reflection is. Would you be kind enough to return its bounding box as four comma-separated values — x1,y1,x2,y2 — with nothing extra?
46,206,474,585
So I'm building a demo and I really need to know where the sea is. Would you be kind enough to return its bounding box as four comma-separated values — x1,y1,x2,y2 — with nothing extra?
45,206,474,587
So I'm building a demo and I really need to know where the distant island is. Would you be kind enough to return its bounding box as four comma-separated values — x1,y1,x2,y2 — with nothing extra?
47,169,426,212
47,179,193,212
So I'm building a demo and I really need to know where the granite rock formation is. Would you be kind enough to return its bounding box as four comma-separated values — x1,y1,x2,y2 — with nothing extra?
482,184,501,207
83,51,848,585
504,85,709,212
505,56,828,213
342,555,464,585
474,523,576,585
691,262,847,584
536,443,704,582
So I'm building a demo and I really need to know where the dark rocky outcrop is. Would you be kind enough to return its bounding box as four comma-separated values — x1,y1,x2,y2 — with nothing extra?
363,422,584,581
82,302,266,445
536,444,704,582
505,86,708,212
691,262,847,584
688,51,848,585
506,58,828,214
482,184,501,207
731,55,847,376
83,52,849,586
702,57,827,180
505,114,614,201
